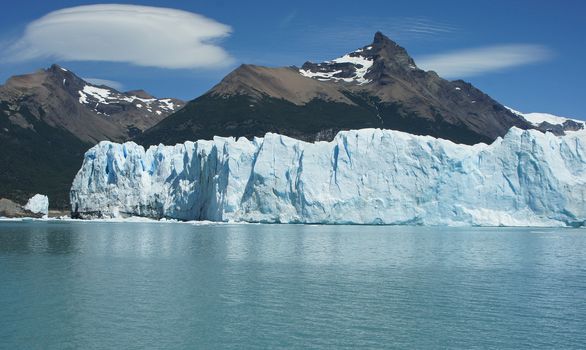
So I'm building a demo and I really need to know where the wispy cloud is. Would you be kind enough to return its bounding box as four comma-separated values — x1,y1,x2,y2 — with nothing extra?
292,16,458,61
399,17,457,36
83,78,124,91
280,10,298,28
417,44,554,78
303,16,457,46
3,4,233,69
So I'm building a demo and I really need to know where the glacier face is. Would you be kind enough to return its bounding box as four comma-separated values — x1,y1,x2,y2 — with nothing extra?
70,127,586,226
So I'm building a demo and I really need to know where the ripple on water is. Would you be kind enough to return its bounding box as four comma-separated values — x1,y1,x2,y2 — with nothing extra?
0,222,585,349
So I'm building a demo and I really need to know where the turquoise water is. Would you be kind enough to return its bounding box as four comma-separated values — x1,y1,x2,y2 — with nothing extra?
0,221,585,349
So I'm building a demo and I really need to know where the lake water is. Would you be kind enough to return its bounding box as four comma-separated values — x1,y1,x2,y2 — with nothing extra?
0,221,585,349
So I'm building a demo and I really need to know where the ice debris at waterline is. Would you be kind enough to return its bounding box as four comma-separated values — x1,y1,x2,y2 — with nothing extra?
70,128,586,226
24,194,49,217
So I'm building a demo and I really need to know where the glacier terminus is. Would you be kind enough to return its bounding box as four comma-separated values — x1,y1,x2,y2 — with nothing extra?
69,125,586,227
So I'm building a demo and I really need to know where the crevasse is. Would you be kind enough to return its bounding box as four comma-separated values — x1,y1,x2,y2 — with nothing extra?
70,128,586,226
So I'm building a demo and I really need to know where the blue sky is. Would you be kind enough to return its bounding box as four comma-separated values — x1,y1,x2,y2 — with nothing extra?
0,0,584,119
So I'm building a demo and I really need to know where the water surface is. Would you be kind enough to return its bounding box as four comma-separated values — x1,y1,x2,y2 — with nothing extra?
1,221,585,349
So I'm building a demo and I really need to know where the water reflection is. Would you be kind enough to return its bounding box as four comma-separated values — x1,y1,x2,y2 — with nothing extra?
0,223,581,262
1,221,586,349
1,222,584,268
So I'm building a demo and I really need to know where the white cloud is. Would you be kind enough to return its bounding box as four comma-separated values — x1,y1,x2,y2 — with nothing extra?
83,78,124,91
4,4,233,69
416,45,553,78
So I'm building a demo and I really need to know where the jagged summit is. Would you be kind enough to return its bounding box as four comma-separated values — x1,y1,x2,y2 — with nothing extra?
369,31,417,70
299,32,419,85
369,31,419,74
48,63,68,73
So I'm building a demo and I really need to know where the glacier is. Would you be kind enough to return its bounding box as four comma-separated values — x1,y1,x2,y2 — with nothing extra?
70,127,586,226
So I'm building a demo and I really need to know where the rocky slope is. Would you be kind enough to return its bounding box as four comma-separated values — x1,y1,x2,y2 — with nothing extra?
0,197,44,218
1,65,183,142
0,65,183,207
139,32,532,146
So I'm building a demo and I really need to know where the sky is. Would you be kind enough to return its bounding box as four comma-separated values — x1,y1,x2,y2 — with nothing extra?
0,0,584,119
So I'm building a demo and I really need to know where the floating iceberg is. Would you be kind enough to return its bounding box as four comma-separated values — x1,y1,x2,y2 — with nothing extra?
70,127,586,226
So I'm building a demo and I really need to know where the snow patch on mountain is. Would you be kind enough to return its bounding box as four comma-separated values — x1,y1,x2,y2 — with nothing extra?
523,112,585,128
300,48,374,85
71,127,586,227
77,84,182,116
158,99,178,111
506,107,585,129
330,53,374,84
79,86,114,104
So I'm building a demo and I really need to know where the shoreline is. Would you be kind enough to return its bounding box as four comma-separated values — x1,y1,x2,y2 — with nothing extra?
1,216,582,228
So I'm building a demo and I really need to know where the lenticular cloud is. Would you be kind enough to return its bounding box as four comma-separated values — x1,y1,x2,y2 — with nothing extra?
4,4,233,69
417,44,553,78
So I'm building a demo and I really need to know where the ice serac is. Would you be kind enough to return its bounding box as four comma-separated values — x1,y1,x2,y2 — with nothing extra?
70,128,586,226
24,194,49,217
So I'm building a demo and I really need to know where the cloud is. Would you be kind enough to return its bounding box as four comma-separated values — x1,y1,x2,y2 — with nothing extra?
289,16,458,61
301,17,457,48
416,45,553,78
400,17,457,36
280,10,298,27
83,78,124,91
3,4,233,69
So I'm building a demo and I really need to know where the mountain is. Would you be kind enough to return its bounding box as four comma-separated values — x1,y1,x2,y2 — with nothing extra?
71,127,586,227
1,65,183,142
138,32,532,146
0,65,183,207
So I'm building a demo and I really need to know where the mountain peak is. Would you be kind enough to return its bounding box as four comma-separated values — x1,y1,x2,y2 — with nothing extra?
299,32,418,85
47,64,71,76
370,32,404,55
370,32,416,70
373,31,396,46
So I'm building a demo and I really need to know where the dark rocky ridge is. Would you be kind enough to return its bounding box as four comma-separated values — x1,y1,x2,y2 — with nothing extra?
538,120,584,134
139,32,534,147
300,32,417,83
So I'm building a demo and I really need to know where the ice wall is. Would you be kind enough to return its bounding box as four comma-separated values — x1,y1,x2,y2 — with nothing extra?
70,128,586,226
